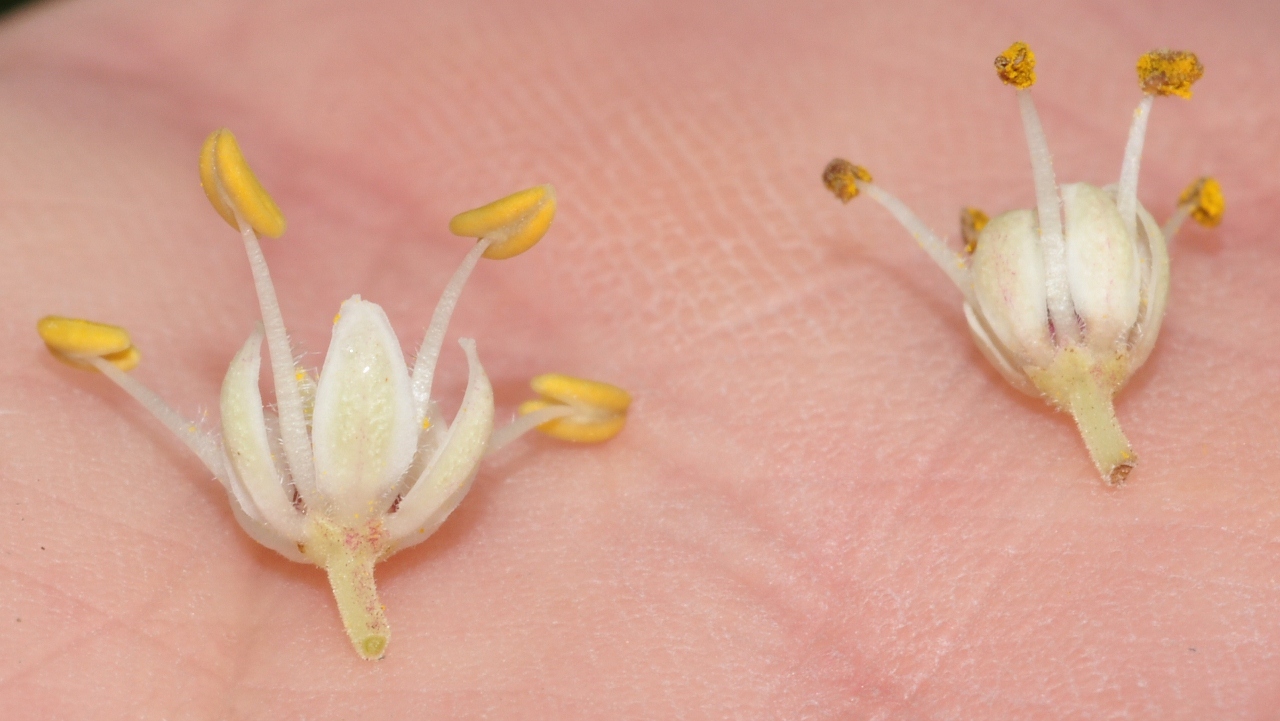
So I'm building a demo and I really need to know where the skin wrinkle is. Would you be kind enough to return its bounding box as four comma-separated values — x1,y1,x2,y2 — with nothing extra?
1,0,1279,717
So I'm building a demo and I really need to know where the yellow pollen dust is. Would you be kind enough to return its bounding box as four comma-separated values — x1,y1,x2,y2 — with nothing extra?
822,159,873,203
449,185,557,260
199,128,287,238
37,316,141,372
519,373,631,443
1137,50,1203,98
995,42,1036,89
1179,176,1224,227
960,207,989,255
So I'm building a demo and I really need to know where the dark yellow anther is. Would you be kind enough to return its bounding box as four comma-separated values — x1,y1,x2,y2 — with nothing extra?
199,128,287,238
519,373,631,443
37,316,141,372
98,346,142,372
1178,176,1224,227
960,207,989,255
822,159,873,203
1137,50,1203,98
995,42,1036,89
448,185,556,260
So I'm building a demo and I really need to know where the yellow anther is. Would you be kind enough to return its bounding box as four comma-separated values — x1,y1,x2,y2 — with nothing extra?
199,128,287,239
519,398,628,443
822,159,873,203
101,345,142,372
520,373,631,443
995,42,1036,89
1178,176,1224,227
38,316,141,372
448,185,557,260
1137,50,1203,98
960,207,989,255
530,373,631,413
37,316,131,357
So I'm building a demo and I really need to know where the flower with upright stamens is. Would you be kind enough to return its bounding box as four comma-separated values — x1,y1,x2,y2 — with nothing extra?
39,129,629,659
823,43,1222,484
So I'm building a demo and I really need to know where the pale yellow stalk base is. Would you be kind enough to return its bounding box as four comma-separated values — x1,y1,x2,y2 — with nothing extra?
1026,347,1136,485
304,518,393,660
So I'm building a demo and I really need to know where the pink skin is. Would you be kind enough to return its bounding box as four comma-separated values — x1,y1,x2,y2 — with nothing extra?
1,0,1278,717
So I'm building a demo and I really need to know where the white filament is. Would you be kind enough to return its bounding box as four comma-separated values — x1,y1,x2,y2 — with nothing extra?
90,357,228,484
1162,204,1191,243
411,238,493,419
1016,89,1078,344
1117,95,1154,244
860,182,971,299
486,405,575,457
239,223,318,506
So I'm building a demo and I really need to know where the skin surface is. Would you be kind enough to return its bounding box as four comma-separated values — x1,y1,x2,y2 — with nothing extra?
1,0,1277,717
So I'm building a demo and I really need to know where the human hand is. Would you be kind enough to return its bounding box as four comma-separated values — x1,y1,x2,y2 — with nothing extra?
1,0,1276,717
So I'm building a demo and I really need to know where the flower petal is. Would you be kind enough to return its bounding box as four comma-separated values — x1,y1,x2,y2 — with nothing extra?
1128,201,1170,371
1062,183,1140,351
220,327,305,541
311,298,418,518
386,338,494,548
970,208,1055,368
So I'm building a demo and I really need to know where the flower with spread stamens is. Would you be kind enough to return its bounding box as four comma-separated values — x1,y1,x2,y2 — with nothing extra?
823,44,1221,484
39,129,629,659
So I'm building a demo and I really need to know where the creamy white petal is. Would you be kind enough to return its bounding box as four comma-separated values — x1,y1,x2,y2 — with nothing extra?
387,338,494,548
219,327,305,540
1128,201,1170,372
222,477,308,563
963,302,1037,396
1062,183,1140,351
311,297,418,518
970,209,1055,368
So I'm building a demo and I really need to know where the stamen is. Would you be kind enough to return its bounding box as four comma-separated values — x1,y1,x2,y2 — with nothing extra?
198,128,317,504
1180,176,1224,227
1164,176,1224,240
37,316,279,520
448,185,557,260
238,223,318,505
1119,51,1202,246
97,346,142,372
531,373,632,412
1137,50,1204,99
37,316,131,357
994,42,1036,89
410,238,492,415
822,159,872,202
511,373,631,444
200,129,286,239
1116,94,1154,242
823,159,970,294
486,404,574,455
38,316,142,372
996,42,1077,343
960,207,989,255
84,356,227,482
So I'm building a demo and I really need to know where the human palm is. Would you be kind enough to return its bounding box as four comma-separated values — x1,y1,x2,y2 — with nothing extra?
2,0,1277,717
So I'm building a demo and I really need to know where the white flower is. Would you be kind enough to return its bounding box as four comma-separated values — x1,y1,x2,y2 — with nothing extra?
39,130,629,659
824,43,1222,484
